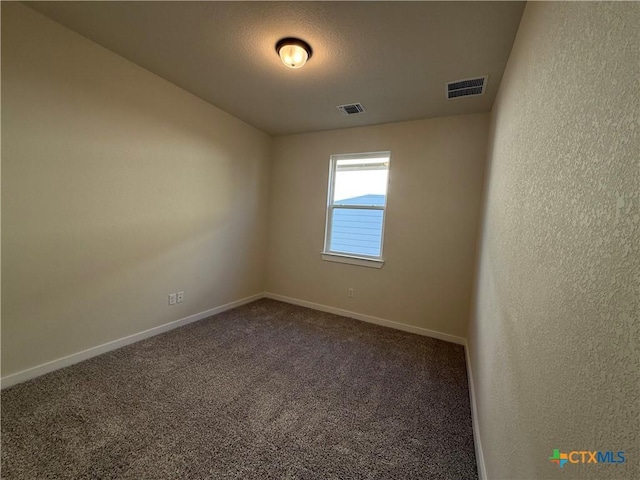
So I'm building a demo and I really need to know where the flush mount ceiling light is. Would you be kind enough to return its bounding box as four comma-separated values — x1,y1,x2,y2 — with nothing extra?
276,37,312,69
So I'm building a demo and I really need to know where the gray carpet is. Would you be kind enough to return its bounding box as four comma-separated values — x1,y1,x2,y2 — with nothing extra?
1,299,478,479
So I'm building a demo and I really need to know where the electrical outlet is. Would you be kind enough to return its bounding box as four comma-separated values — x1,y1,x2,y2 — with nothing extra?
348,288,354,298
177,291,184,303
168,293,177,305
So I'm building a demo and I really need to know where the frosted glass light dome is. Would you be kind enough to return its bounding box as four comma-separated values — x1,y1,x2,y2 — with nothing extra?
276,38,312,69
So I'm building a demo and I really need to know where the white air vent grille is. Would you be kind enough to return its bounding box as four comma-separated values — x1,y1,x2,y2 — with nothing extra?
337,103,365,115
446,76,488,99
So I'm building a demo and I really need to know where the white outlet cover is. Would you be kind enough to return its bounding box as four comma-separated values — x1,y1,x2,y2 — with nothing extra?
169,293,177,305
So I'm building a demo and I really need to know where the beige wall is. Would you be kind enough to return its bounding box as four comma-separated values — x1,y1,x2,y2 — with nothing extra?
1,3,272,377
266,115,488,338
468,2,639,479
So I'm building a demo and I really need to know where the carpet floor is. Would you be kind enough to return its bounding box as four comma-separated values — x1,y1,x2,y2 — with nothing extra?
1,299,478,479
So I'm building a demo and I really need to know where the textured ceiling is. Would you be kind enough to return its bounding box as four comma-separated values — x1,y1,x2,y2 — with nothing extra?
27,1,525,136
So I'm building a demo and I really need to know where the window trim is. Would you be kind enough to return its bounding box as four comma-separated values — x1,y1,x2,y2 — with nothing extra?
320,252,385,269
321,151,390,267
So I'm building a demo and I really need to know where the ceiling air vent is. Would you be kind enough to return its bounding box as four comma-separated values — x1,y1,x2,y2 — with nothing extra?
446,76,488,99
337,103,365,115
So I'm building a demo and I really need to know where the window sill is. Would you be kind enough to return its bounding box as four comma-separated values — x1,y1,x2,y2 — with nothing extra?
320,252,384,269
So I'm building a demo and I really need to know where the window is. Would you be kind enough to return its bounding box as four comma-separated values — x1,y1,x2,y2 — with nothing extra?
322,152,390,268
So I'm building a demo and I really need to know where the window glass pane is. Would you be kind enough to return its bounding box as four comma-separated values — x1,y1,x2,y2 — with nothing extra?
329,208,383,257
333,157,389,206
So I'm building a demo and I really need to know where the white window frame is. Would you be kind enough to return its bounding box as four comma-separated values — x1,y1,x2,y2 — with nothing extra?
321,151,390,269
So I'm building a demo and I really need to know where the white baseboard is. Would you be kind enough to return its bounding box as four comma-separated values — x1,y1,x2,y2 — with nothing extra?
465,341,487,480
0,293,264,390
264,292,466,345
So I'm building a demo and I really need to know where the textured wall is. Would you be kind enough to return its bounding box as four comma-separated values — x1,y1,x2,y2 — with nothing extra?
467,2,639,479
267,114,488,338
1,3,271,377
